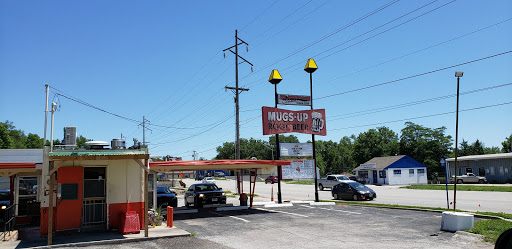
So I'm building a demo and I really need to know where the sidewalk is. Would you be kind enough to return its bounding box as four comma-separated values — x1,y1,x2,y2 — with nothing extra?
2,224,190,249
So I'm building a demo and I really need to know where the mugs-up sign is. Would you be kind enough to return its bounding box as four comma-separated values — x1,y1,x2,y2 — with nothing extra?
262,106,326,136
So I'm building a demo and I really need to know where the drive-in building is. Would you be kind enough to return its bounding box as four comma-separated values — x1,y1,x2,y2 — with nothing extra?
446,152,512,184
353,155,428,185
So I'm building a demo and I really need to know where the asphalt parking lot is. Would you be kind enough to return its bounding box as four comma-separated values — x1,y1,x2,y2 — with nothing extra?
170,204,491,249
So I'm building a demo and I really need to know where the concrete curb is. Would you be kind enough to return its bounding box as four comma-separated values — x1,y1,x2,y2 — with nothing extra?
334,202,512,221
264,203,293,208
310,202,335,206
27,232,191,249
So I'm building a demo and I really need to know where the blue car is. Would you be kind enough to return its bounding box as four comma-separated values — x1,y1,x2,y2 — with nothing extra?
0,190,10,209
156,186,177,208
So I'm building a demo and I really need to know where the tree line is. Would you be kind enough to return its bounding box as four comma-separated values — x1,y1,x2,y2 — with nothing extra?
0,120,91,149
214,121,512,179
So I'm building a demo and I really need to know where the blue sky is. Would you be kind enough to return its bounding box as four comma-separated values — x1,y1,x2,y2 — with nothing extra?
1,0,511,160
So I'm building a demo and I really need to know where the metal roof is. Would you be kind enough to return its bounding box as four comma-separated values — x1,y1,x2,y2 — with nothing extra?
354,155,405,171
49,149,148,160
446,152,512,162
0,149,43,163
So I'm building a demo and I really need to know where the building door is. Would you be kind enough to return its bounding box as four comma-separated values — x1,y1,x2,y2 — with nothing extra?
56,167,83,231
372,171,378,184
82,167,106,229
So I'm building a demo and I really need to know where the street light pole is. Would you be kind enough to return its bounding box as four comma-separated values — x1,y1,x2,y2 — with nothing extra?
269,69,283,203
304,58,319,202
453,71,463,211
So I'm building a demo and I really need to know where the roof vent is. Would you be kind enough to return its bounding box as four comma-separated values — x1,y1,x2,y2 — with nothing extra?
84,141,109,150
111,138,126,150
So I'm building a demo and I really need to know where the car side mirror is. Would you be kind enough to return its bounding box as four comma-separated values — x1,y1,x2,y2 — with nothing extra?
218,188,222,190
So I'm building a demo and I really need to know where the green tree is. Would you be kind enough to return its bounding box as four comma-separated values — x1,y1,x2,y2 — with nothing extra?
399,122,452,179
353,126,399,165
502,134,512,153
0,122,13,149
2,121,27,148
25,133,44,148
76,135,92,148
469,139,485,155
484,146,501,154
459,139,470,156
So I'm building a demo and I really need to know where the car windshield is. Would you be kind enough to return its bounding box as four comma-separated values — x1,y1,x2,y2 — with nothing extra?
337,176,349,180
195,184,219,192
0,191,9,201
205,177,213,180
157,187,172,194
348,182,366,189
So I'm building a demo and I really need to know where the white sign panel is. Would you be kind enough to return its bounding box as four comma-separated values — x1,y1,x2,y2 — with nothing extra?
280,143,313,157
277,94,312,106
359,163,377,170
282,159,315,180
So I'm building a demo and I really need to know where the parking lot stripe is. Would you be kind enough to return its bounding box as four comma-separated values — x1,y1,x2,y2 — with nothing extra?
299,205,315,209
255,208,309,218
318,207,361,215
209,211,250,223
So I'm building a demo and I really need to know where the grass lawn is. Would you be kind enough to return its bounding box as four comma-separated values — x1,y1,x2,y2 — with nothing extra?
468,219,512,243
401,185,512,192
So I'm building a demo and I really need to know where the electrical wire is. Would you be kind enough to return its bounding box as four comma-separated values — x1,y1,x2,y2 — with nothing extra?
329,82,512,121
316,50,512,100
330,101,512,131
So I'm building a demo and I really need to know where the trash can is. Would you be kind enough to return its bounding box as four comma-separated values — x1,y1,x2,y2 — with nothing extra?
239,193,248,206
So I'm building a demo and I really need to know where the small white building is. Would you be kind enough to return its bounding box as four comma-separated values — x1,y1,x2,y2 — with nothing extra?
353,155,427,185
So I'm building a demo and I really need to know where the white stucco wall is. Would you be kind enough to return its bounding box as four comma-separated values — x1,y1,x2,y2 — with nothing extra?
387,168,427,185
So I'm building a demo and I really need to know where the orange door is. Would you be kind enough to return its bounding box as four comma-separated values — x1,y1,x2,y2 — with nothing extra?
56,167,83,231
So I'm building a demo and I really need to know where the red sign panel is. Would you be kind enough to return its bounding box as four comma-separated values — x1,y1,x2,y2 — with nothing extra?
262,106,326,136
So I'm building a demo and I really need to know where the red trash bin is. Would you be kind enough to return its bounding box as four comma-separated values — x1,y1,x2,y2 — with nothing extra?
120,211,140,235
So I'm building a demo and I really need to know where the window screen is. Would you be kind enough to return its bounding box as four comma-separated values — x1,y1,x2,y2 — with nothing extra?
61,183,78,200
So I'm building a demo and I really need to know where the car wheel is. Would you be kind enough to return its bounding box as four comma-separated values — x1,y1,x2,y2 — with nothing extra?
478,179,484,184
265,181,268,184
457,179,463,184
319,184,324,191
333,193,339,200
352,194,359,201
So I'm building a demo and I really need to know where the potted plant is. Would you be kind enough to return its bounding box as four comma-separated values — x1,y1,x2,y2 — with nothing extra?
154,206,164,226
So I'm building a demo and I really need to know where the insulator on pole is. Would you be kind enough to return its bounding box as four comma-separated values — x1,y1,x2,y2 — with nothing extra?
223,51,226,58
251,66,253,72
246,45,248,52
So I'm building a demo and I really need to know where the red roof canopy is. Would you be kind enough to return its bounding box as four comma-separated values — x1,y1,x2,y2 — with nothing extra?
149,159,289,172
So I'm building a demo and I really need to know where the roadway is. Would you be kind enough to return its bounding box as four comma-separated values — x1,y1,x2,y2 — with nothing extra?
181,178,512,213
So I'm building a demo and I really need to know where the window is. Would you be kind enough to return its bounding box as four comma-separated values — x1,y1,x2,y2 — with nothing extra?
17,176,39,216
466,168,472,173
359,171,368,178
479,168,485,176
327,176,336,181
499,166,504,175
379,170,386,178
409,169,415,176
418,169,425,174
490,167,495,175
393,170,401,175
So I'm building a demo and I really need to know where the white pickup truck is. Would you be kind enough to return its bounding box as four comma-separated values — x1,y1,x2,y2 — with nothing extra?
451,173,487,184
317,175,354,190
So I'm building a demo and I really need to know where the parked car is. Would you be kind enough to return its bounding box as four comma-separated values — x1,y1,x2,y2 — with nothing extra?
184,183,226,208
450,173,487,184
332,181,376,201
202,177,216,184
349,175,365,184
317,174,354,190
214,172,225,177
195,175,204,181
156,186,177,208
265,176,278,184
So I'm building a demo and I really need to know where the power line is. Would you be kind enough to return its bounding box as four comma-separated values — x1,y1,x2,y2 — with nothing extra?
329,82,512,121
317,50,512,100
243,0,453,88
241,0,402,84
330,101,512,131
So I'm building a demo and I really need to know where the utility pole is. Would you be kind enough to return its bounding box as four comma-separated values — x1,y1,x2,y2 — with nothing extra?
224,29,253,160
141,116,152,146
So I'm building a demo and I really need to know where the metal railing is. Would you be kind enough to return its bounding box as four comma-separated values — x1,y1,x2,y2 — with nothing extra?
82,199,106,227
1,204,16,240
